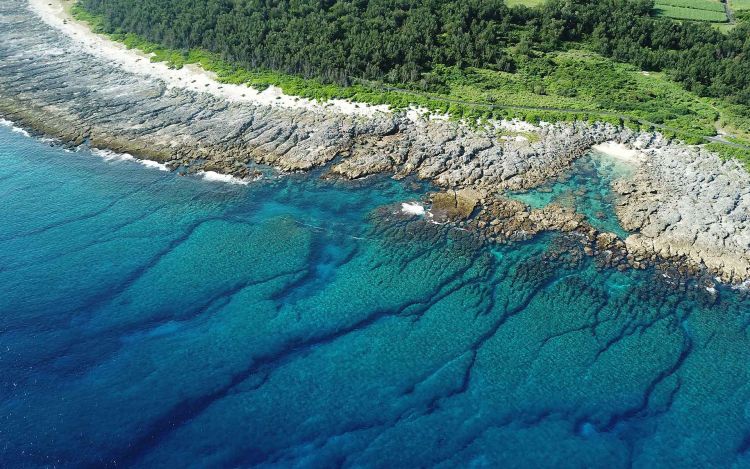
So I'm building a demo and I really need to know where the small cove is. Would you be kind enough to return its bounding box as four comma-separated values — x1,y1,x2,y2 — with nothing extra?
507,149,636,238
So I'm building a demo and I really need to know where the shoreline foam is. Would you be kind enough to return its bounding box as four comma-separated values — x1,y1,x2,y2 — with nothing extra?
401,202,426,216
1,117,31,137
197,170,251,185
90,148,170,171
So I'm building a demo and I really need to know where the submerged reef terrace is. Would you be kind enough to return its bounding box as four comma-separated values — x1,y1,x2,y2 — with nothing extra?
2,114,750,468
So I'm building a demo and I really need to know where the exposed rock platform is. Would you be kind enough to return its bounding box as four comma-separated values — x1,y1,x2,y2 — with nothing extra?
1,0,748,283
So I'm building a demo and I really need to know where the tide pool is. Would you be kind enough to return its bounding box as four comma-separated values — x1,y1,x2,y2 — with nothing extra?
2,124,750,468
507,150,634,238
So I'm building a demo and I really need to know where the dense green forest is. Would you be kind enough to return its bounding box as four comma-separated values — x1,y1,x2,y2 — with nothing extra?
78,0,750,108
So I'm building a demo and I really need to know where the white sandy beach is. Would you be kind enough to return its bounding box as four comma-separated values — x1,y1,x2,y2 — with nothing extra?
28,0,390,117
592,141,646,163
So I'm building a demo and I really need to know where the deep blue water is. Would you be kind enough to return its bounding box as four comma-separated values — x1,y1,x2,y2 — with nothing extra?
2,122,750,468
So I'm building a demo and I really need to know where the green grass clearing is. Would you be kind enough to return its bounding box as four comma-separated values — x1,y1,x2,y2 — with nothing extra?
730,0,750,10
656,0,725,12
505,0,545,7
713,22,737,32
654,4,728,22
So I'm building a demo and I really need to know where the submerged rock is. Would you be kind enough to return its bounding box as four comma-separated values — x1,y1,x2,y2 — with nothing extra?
430,188,480,222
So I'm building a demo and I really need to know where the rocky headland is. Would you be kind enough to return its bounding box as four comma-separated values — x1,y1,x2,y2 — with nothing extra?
614,138,750,284
1,0,749,284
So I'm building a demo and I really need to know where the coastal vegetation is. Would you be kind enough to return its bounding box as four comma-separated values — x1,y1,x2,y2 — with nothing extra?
73,0,750,161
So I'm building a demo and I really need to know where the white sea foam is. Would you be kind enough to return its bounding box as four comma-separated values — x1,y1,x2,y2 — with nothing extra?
91,148,170,171
136,159,169,171
401,202,425,216
90,148,169,171
91,147,135,162
0,118,31,137
197,170,250,185
732,280,750,292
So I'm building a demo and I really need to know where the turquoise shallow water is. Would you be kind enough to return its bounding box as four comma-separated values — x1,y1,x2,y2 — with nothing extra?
508,150,634,238
2,123,750,468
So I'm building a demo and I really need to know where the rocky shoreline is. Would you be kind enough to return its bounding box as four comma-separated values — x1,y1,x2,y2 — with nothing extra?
1,0,749,284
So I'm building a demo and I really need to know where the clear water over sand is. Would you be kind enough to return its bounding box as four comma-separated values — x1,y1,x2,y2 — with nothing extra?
2,125,750,467
507,150,634,237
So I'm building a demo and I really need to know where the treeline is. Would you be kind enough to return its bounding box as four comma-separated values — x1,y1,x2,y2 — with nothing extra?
78,0,522,84
79,0,750,106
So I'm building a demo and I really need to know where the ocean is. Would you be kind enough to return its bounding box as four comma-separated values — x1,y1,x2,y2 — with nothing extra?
2,121,750,467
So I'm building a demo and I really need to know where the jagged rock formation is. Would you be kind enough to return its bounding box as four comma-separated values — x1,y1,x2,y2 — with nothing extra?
0,0,749,283
613,134,750,283
430,189,481,222
0,0,624,188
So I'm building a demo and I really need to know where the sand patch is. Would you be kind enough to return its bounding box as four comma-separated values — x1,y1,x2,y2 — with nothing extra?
592,142,645,164
28,0,390,117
